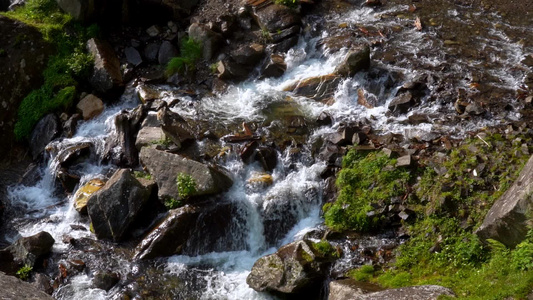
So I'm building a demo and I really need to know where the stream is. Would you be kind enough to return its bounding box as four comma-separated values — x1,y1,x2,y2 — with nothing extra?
4,0,532,299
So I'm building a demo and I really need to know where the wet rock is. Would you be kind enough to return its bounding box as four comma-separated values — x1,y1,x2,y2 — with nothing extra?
125,47,142,66
188,23,223,60
318,34,357,54
87,169,153,241
0,271,53,299
217,58,250,80
32,273,53,295
104,105,146,167
135,126,166,150
144,42,160,63
76,94,104,120
388,92,414,114
29,114,60,160
57,168,81,193
139,147,233,201
255,146,278,172
476,155,533,247
46,141,92,170
157,106,195,148
92,270,120,291
253,4,301,33
0,232,54,274
240,141,259,163
261,54,287,78
63,113,82,138
317,112,333,126
73,178,106,214
270,25,300,44
465,102,485,115
284,74,342,102
246,240,334,294
134,206,199,260
334,45,371,77
158,41,179,66
86,38,123,95
328,279,383,300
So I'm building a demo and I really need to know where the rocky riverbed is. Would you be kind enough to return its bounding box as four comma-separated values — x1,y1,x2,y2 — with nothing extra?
0,0,532,299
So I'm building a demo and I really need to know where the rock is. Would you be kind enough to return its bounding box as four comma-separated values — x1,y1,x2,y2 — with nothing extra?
104,106,146,167
32,273,53,295
270,25,300,44
47,141,92,171
157,106,195,148
139,147,233,201
361,285,455,299
465,102,485,115
334,45,371,77
284,74,342,102
144,42,160,62
246,240,334,294
188,23,223,60
87,38,123,95
146,25,161,37
253,4,301,33
134,206,199,260
328,279,383,300
92,270,120,291
56,0,95,22
217,59,250,80
158,41,179,66
261,54,287,78
317,112,333,126
125,47,143,66
476,155,533,248
87,169,153,241
63,113,82,138
135,126,166,150
29,114,60,160
73,178,106,214
240,141,259,162
396,155,411,167
0,16,52,156
0,232,54,274
255,146,278,172
388,92,414,113
76,94,104,120
0,271,53,299
231,43,264,66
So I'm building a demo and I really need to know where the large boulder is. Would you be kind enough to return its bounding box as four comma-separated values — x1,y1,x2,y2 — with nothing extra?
328,280,455,300
86,38,123,96
253,4,301,33
0,16,52,157
156,106,195,149
157,41,179,66
246,240,336,295
0,271,53,299
87,169,153,241
29,114,60,160
283,74,342,103
139,147,233,201
134,206,199,260
0,232,55,274
476,155,533,247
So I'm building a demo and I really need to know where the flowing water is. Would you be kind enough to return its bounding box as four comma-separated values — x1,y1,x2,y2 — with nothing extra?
4,1,532,299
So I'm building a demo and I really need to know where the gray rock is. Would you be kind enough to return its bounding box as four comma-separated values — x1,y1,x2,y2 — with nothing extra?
476,155,533,247
283,74,342,102
246,240,334,294
29,114,60,160
0,271,53,299
328,279,383,300
157,106,195,148
87,38,123,95
144,42,160,62
146,25,161,37
231,43,264,66
361,285,455,299
134,206,199,260
188,23,223,60
334,45,371,77
87,169,152,241
158,41,179,66
56,0,95,22
32,273,53,295
139,147,233,201
261,54,287,78
217,59,250,80
135,126,166,150
104,105,146,167
125,47,143,66
253,4,301,32
92,270,120,291
389,92,414,113
465,102,485,115
0,232,55,274
396,155,412,167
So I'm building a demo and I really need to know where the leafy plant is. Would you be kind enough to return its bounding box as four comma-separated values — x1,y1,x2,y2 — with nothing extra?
176,173,197,199
274,0,299,9
164,197,183,209
133,171,152,180
16,264,33,280
165,37,203,77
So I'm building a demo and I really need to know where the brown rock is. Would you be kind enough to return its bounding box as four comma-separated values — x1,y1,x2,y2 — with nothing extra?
76,94,104,120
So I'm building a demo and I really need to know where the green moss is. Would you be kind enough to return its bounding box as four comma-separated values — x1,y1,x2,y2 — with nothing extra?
2,0,97,140
347,265,375,282
311,240,338,258
165,37,202,77
134,171,152,180
323,150,412,232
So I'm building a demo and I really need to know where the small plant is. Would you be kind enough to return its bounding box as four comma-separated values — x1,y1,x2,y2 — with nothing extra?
164,197,183,209
209,62,219,74
134,171,152,180
166,37,203,77
348,265,374,282
16,264,33,280
274,0,299,9
176,173,197,199
312,240,337,258
260,28,272,43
